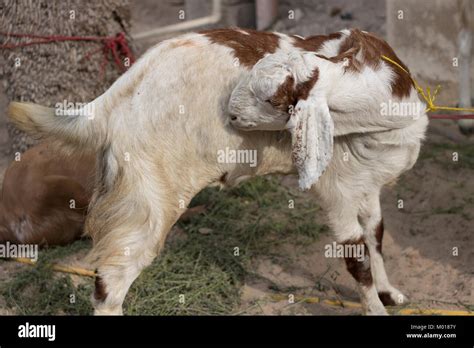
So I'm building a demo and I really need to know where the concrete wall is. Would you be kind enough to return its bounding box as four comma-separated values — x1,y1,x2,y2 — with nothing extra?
131,0,255,52
274,0,386,37
387,0,474,104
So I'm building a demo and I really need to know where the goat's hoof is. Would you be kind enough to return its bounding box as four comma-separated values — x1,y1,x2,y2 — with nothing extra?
364,294,388,315
378,287,408,306
365,302,388,315
94,305,123,316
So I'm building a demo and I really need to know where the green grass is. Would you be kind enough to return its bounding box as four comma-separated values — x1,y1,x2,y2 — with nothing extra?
0,239,93,315
0,176,327,315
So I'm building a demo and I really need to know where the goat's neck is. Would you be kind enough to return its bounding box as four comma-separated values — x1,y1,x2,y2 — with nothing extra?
215,129,295,187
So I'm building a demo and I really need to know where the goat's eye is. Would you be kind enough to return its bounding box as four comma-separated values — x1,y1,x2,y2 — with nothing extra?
265,99,273,105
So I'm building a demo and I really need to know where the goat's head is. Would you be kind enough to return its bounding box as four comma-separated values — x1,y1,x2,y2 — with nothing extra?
228,51,320,131
229,51,336,190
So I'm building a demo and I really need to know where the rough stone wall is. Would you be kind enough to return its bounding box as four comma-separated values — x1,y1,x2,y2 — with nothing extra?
0,0,132,154
131,0,256,53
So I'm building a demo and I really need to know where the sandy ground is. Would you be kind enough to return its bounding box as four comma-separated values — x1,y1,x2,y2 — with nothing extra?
0,0,472,315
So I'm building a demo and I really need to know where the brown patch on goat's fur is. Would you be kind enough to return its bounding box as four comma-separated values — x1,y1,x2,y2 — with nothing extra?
338,29,413,98
317,46,363,73
219,172,228,185
202,28,279,68
268,68,320,114
269,75,296,112
343,237,373,287
94,275,108,302
375,219,384,254
292,32,342,51
378,291,397,306
294,68,320,101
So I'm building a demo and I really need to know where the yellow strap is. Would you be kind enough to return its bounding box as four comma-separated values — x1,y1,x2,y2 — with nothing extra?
381,55,474,114
12,257,96,277
270,294,474,316
397,308,474,316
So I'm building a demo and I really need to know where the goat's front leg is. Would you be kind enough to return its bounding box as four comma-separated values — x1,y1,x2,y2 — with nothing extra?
358,191,407,307
323,189,387,315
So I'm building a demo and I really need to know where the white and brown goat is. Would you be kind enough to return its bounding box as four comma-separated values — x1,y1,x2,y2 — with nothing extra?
8,28,427,315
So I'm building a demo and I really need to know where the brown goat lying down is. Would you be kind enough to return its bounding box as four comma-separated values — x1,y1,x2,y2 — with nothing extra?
0,143,205,246
0,142,95,246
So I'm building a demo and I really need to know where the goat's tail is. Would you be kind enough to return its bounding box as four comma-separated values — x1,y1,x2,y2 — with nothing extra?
7,100,107,152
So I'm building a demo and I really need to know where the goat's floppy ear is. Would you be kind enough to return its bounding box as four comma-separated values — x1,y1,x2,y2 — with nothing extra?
286,97,334,191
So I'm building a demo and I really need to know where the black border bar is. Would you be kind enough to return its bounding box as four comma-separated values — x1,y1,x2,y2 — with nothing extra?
0,315,472,345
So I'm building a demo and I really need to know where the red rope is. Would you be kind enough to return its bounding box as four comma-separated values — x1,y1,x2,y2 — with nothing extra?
0,31,135,76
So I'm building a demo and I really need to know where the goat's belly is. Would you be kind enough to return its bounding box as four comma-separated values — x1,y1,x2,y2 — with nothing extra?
373,115,427,173
375,114,429,146
333,114,428,187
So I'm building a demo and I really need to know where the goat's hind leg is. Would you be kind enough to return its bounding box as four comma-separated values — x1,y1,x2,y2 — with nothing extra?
86,188,182,315
359,191,407,306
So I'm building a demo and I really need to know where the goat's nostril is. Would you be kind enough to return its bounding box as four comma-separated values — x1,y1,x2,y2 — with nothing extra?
230,115,238,121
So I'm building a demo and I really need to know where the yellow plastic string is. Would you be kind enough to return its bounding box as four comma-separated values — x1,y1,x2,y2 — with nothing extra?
270,294,474,316
12,257,96,277
381,55,474,114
